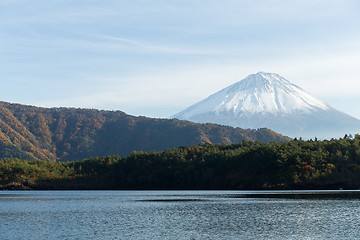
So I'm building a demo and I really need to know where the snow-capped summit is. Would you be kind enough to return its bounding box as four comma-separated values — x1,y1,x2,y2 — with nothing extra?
172,72,360,139
176,72,329,118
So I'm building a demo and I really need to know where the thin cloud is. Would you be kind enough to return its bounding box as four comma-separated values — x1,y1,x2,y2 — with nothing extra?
94,35,220,55
1,0,360,120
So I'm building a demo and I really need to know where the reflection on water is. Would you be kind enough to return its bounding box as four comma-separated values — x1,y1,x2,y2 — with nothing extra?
225,190,360,200
1,190,360,239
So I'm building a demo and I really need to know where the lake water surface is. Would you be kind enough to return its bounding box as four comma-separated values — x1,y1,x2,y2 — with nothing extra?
1,190,360,239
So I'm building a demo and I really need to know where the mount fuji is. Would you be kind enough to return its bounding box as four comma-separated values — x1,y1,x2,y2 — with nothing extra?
172,72,360,139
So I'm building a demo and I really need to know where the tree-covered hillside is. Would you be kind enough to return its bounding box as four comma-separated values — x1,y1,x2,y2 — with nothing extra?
1,136,360,190
0,101,289,161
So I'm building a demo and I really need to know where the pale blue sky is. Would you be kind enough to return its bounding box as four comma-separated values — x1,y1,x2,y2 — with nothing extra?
1,0,360,118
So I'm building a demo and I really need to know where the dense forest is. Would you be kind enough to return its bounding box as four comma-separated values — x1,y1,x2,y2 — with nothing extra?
0,101,288,161
2,136,360,190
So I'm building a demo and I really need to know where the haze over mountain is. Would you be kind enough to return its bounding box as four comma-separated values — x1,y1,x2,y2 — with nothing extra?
0,101,288,161
173,72,360,139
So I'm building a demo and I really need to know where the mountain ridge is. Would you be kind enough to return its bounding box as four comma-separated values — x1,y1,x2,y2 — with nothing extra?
0,101,289,161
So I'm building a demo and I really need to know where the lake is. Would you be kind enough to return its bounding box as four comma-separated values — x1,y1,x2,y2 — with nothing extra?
1,190,360,239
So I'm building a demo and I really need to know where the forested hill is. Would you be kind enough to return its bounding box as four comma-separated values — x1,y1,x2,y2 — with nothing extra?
2,137,360,190
0,101,289,161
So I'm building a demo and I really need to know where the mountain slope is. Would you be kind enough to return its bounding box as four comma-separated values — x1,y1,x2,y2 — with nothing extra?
173,72,360,139
0,101,289,161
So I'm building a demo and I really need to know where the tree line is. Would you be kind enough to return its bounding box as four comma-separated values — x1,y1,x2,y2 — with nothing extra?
1,135,360,190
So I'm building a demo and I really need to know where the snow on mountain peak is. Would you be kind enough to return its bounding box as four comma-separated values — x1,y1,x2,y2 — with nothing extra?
174,72,330,119
172,72,360,139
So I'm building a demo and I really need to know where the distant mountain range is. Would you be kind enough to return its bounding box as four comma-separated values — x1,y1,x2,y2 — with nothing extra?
173,72,360,139
0,101,289,161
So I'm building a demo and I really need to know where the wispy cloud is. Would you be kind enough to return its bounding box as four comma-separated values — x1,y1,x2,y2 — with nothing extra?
1,0,360,119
